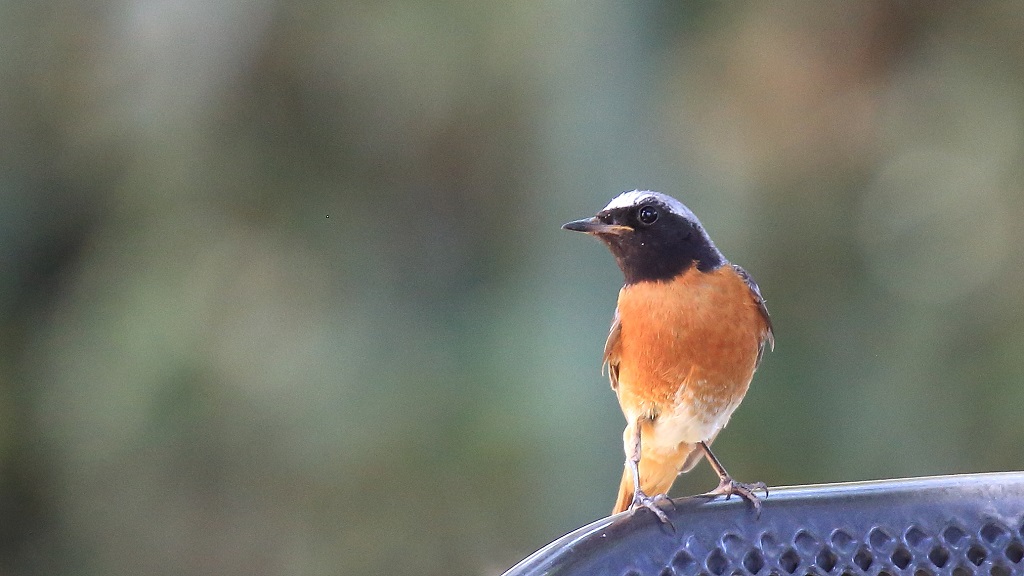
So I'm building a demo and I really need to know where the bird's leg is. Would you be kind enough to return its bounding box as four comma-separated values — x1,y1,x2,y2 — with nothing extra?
699,441,768,514
626,421,674,526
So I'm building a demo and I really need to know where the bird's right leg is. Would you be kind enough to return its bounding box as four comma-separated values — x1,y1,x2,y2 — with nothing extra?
625,420,674,526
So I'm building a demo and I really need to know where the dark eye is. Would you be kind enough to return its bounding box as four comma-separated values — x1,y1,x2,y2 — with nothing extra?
637,205,658,225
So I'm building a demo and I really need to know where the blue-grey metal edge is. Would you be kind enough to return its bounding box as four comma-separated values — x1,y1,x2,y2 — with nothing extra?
502,472,1024,576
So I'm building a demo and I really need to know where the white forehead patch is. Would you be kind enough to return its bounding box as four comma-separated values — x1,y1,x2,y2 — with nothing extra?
601,190,701,223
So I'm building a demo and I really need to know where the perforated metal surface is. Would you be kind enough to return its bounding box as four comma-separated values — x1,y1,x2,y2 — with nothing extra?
503,472,1024,576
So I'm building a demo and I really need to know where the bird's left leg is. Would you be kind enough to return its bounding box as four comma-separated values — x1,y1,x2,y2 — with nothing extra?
698,441,768,513
626,420,674,526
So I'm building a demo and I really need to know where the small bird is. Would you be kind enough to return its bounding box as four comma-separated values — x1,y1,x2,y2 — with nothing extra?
562,190,774,522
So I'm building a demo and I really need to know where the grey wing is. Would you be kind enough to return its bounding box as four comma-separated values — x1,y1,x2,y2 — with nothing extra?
733,264,774,367
602,307,622,389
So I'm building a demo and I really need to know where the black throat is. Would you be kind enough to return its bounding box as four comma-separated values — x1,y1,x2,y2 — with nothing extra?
602,212,725,284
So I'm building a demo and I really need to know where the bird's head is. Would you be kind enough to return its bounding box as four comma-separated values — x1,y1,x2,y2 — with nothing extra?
562,190,725,284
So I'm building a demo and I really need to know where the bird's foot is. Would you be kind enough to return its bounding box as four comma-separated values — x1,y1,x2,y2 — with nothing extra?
704,476,768,515
629,490,675,528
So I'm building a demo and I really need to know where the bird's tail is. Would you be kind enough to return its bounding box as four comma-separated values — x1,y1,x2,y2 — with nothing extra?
612,467,639,514
612,443,702,514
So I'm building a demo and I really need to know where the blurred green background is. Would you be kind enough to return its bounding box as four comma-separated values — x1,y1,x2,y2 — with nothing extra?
2,1,1024,574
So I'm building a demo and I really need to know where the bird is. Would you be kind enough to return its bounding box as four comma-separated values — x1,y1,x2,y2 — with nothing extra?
562,190,774,523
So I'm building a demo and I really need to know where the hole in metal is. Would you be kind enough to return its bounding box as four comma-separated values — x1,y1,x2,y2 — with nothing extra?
892,546,912,569
914,569,936,576
794,530,819,554
815,547,837,572
968,544,988,566
706,548,728,576
743,549,764,575
929,546,949,568
1005,542,1024,564
671,550,695,572
991,564,1011,576
779,548,800,574
831,530,856,554
943,526,967,546
853,547,873,571
761,532,782,554
905,526,929,550
952,565,971,576
982,523,1008,545
722,532,745,556
870,527,894,550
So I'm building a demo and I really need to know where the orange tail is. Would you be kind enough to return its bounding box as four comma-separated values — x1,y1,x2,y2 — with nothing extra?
612,443,702,514
612,466,639,514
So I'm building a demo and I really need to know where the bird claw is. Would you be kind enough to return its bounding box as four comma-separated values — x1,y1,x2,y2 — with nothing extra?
629,491,675,529
705,477,768,516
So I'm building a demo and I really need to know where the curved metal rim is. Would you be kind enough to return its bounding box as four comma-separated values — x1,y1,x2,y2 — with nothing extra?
503,471,1024,576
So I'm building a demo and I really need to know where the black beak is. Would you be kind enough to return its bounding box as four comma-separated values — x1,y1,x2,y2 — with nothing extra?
561,216,632,235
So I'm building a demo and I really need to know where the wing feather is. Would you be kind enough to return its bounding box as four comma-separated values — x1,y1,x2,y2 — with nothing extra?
602,307,622,389
732,264,774,367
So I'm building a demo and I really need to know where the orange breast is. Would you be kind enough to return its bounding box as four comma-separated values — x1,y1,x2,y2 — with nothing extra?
614,265,768,423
